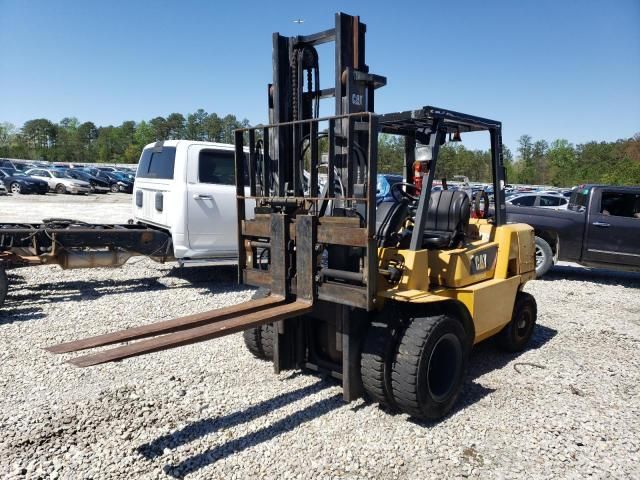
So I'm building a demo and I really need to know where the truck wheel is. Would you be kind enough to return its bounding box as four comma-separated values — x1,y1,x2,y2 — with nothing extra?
243,323,274,361
55,184,67,194
391,314,469,420
534,236,553,277
0,267,7,308
497,292,537,353
361,321,398,410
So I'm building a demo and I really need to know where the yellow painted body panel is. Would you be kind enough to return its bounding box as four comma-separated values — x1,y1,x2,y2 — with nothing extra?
428,241,499,287
377,221,535,344
435,276,521,342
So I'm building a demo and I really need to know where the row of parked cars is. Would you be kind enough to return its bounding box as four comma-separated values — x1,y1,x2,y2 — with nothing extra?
375,173,575,210
0,160,136,196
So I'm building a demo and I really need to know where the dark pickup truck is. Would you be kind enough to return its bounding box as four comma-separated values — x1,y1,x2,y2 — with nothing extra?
506,185,640,277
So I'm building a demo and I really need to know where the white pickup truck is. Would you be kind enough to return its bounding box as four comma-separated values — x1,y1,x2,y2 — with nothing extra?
132,140,250,264
0,140,252,306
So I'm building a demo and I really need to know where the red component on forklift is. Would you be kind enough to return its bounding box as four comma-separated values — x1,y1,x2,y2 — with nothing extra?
413,160,429,193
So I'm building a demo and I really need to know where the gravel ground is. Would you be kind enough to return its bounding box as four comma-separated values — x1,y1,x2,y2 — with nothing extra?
1,197,639,479
1,262,638,479
0,193,131,223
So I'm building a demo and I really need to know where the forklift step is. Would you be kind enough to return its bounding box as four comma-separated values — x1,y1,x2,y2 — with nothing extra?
45,294,285,354
60,300,312,367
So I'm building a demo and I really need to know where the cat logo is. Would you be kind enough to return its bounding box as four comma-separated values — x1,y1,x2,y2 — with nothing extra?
473,253,487,272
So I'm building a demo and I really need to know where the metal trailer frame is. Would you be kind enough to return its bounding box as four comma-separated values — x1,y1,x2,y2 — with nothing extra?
0,221,173,270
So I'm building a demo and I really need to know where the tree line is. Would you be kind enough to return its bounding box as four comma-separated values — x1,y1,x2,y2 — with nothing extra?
0,109,249,164
1,112,638,186
377,133,640,187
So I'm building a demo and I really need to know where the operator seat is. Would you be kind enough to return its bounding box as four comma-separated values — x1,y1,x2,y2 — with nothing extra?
422,190,470,249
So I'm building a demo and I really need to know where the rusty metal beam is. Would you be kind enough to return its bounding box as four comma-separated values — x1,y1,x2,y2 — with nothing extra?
66,300,312,367
46,295,284,354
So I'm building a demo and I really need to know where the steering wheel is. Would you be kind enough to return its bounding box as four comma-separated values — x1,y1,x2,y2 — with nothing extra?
390,182,420,203
473,190,490,219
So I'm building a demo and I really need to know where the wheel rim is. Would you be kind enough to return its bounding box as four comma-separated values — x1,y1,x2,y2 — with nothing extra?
10,183,20,193
514,308,533,341
535,245,544,268
427,333,462,402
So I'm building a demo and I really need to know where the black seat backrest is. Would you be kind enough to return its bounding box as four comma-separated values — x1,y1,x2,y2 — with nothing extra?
425,190,470,238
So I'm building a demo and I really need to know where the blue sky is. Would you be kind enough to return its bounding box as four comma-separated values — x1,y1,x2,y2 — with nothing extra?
1,0,638,152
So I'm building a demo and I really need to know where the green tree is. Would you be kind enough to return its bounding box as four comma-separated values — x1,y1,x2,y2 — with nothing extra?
166,113,186,139
515,135,535,184
185,109,208,140
149,117,169,141
546,139,576,186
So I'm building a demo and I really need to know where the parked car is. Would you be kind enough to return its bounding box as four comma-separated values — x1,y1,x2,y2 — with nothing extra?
0,168,49,194
24,168,91,194
63,169,110,194
81,168,122,193
0,159,19,170
507,184,640,276
115,170,135,182
507,192,569,209
103,171,134,193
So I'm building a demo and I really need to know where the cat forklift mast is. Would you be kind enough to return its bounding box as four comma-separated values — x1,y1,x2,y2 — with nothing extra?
48,13,537,420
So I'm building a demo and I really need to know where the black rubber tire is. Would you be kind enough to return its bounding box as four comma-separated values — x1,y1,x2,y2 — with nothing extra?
0,267,7,308
55,184,67,194
361,321,398,410
534,236,553,278
110,184,119,193
10,182,21,194
497,292,537,353
391,314,468,420
260,323,274,359
243,323,274,361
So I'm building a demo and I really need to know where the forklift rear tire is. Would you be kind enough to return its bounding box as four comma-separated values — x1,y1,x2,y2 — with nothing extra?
361,321,398,410
497,292,537,353
391,314,468,420
0,267,7,308
243,323,274,361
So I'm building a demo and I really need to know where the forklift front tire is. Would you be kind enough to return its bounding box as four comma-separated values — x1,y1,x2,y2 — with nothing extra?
497,291,537,353
243,323,274,361
361,321,398,411
391,314,468,421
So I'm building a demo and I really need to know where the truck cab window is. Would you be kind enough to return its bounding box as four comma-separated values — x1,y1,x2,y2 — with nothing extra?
137,147,177,180
198,150,235,185
600,192,639,218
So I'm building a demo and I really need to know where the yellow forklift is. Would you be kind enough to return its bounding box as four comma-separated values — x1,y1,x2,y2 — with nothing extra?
48,13,537,420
